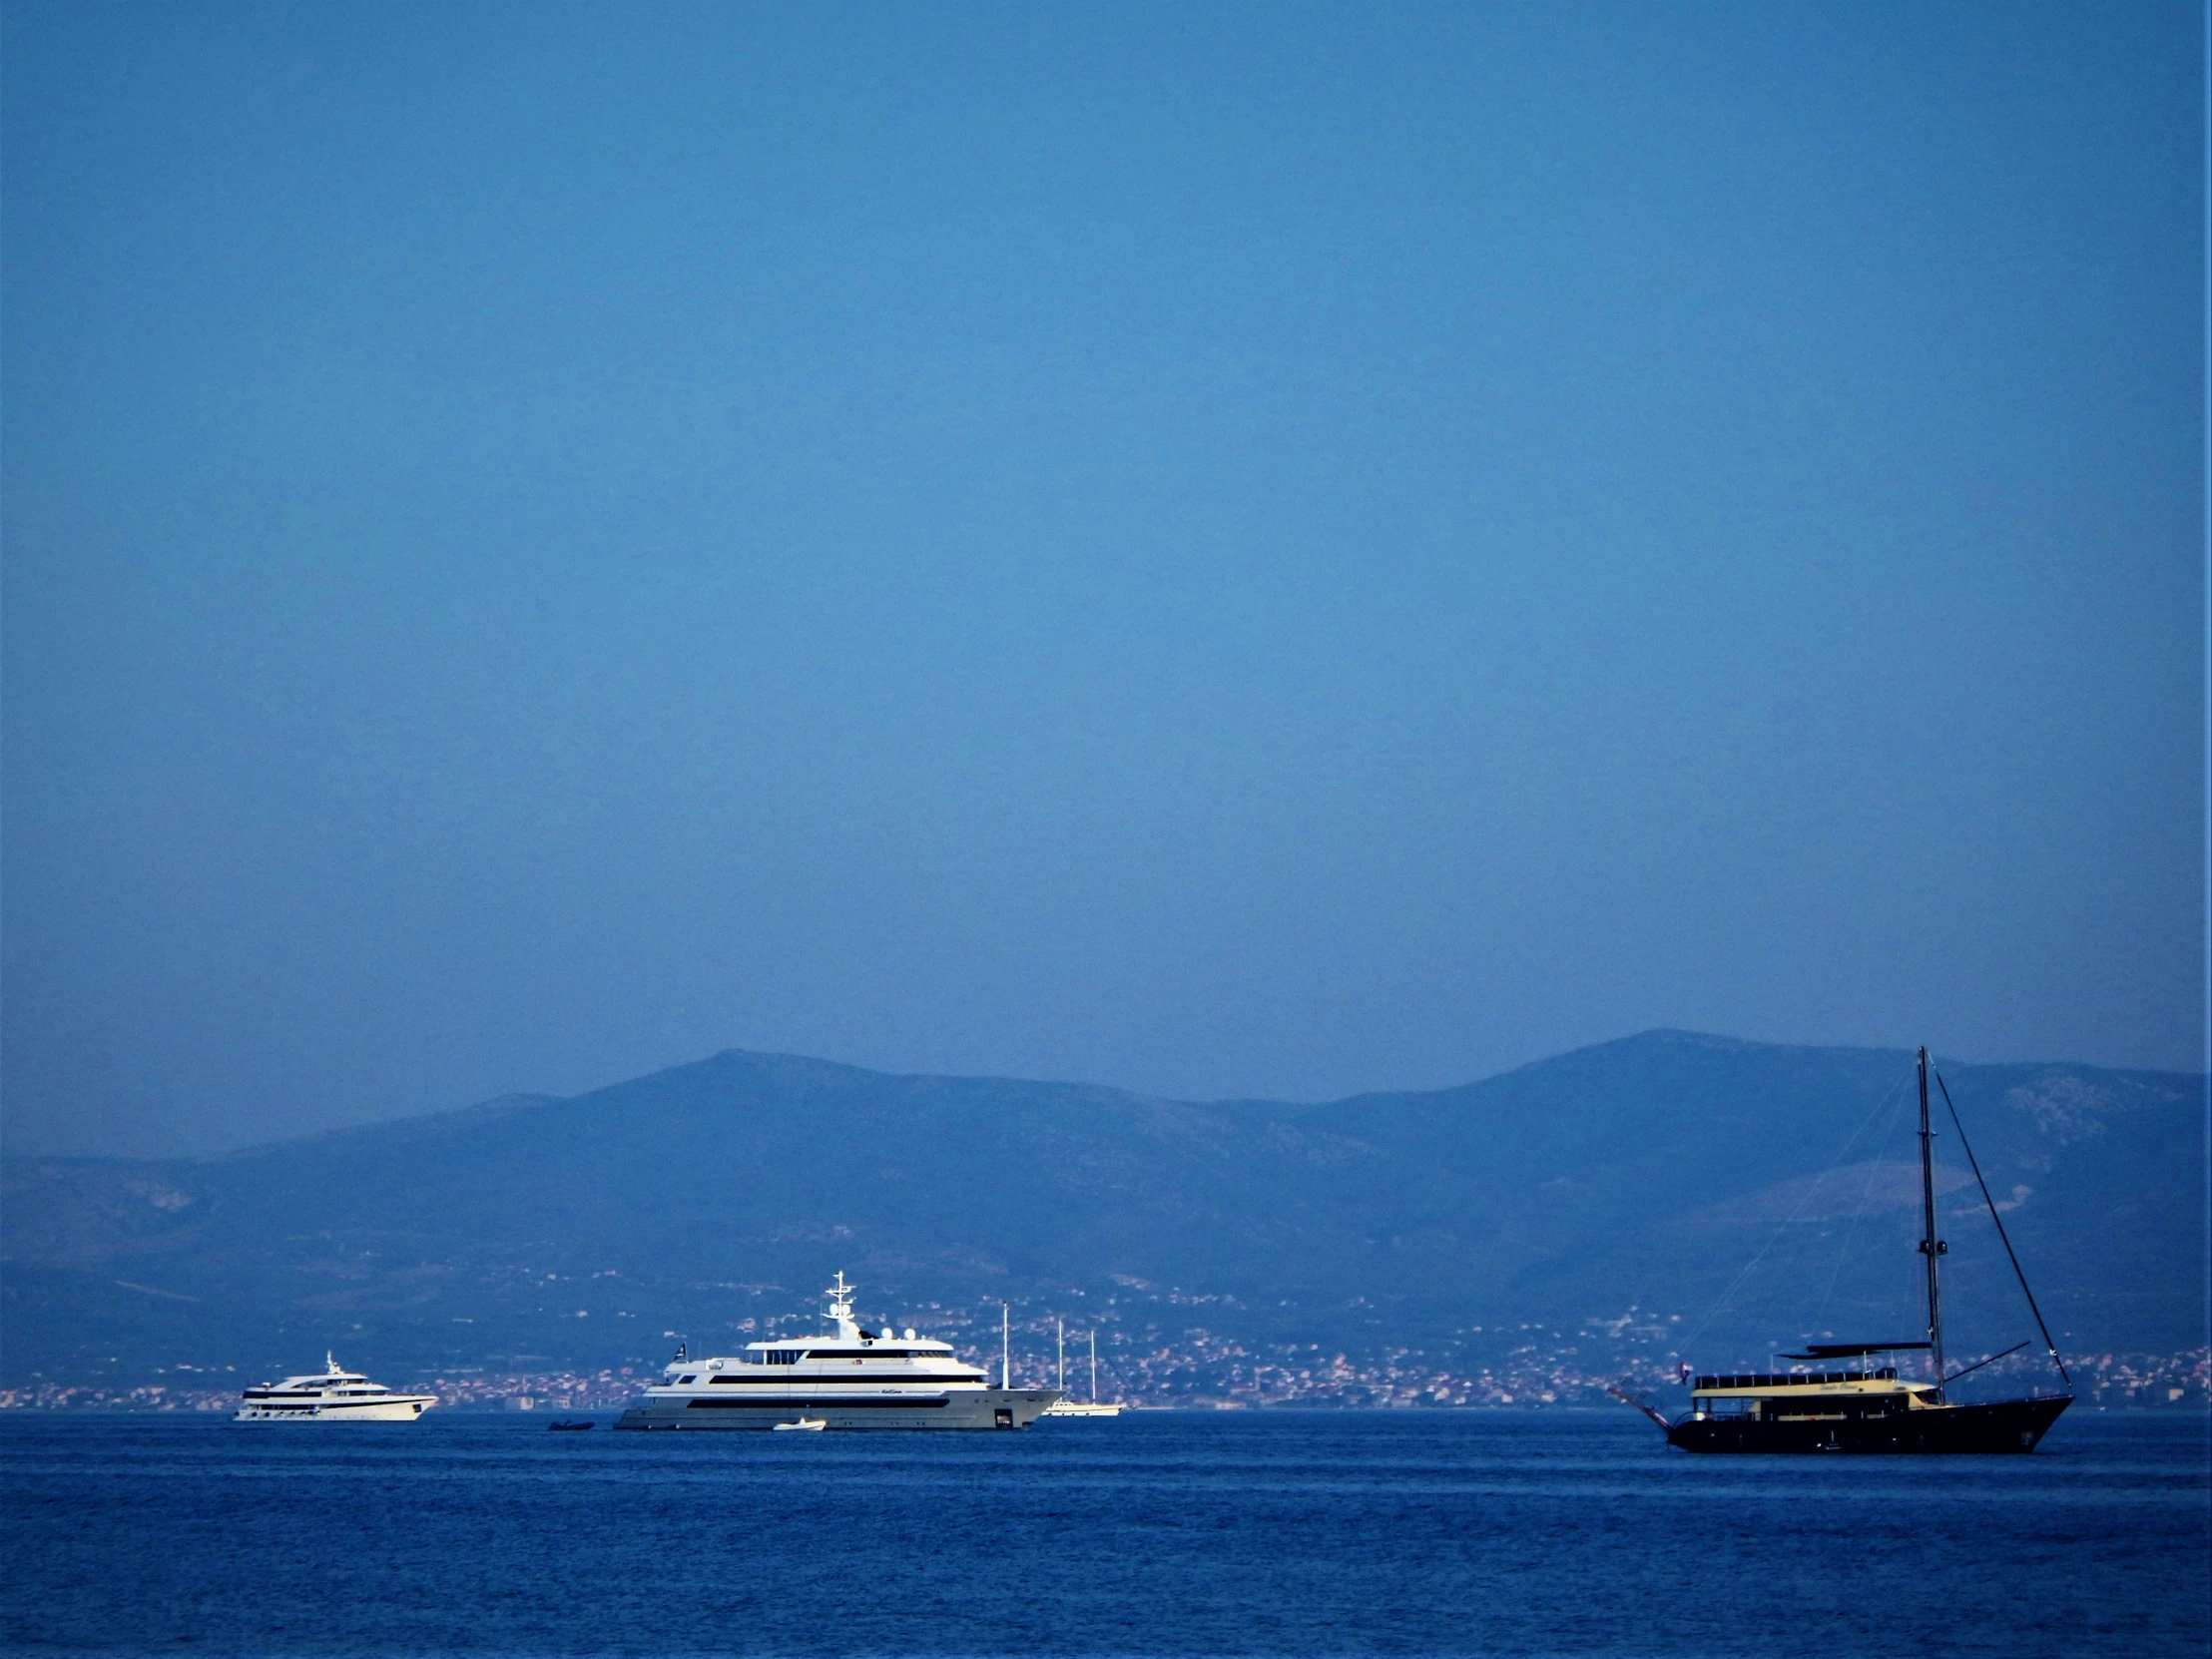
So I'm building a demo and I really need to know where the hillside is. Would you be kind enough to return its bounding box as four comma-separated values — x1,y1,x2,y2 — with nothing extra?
3,1031,2202,1398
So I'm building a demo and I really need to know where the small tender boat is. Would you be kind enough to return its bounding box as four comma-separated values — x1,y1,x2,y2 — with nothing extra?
1614,1047,2072,1454
772,1417,828,1431
546,1420,595,1431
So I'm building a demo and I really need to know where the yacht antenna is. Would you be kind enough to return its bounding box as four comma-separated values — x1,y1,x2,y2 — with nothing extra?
1917,1047,1948,1398
1001,1304,1010,1389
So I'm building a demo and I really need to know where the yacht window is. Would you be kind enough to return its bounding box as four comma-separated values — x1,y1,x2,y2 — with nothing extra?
764,1351,801,1366
675,1376,697,1385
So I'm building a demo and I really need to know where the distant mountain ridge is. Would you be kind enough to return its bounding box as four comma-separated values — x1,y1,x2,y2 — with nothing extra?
2,1030,2202,1392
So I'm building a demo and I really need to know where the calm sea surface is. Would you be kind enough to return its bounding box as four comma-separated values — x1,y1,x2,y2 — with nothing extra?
2,1408,2205,1658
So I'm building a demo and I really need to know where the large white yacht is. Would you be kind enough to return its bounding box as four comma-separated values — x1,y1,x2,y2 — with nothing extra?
234,1356,436,1422
615,1273,1060,1431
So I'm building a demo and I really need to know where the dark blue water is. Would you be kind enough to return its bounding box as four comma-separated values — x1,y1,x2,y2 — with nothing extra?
3,1409,2205,1657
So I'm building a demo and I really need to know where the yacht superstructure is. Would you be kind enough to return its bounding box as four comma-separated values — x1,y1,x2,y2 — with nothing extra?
614,1274,1060,1430
234,1356,436,1422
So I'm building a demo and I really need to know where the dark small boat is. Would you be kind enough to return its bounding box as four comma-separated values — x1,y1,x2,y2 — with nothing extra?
546,1419,595,1431
1615,1047,2072,1455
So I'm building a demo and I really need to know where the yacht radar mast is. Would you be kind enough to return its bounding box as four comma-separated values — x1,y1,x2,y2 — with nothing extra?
825,1272,860,1340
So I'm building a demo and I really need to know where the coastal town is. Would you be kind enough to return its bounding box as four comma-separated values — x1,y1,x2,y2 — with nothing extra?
8,1340,2203,1416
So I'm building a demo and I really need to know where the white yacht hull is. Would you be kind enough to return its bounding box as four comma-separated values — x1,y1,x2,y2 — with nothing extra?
615,1387,1059,1431
234,1396,434,1422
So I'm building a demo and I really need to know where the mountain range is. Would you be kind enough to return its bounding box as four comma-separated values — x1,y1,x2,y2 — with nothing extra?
3,1030,2203,1395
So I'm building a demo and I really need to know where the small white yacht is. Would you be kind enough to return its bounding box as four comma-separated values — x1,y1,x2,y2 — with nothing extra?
616,1273,1059,1431
234,1356,436,1422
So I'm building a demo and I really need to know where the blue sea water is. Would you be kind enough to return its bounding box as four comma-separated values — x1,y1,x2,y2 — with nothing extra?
2,1408,2205,1658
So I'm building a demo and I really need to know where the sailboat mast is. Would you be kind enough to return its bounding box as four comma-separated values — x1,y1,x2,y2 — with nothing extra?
1917,1046,1948,1397
1090,1330,1099,1403
1057,1319,1065,1392
1001,1304,1011,1389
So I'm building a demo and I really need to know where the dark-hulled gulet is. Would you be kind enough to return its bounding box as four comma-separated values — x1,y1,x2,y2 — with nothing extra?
1615,1047,2072,1453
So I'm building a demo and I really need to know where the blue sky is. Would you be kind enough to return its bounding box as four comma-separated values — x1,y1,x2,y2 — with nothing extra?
3,2,2201,1155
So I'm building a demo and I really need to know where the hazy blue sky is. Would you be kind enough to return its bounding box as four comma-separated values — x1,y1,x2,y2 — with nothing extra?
4,2,2201,1157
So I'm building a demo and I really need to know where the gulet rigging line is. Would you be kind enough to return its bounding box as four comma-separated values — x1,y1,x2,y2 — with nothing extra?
1812,1078,1911,1332
1678,1074,1906,1353
1943,1340,2030,1386
1933,1068,2073,1392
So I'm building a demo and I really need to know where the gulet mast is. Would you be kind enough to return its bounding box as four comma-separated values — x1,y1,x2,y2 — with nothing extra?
1917,1046,1948,1398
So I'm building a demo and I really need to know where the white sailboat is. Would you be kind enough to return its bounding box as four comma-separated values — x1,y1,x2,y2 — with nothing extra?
1043,1321,1124,1417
